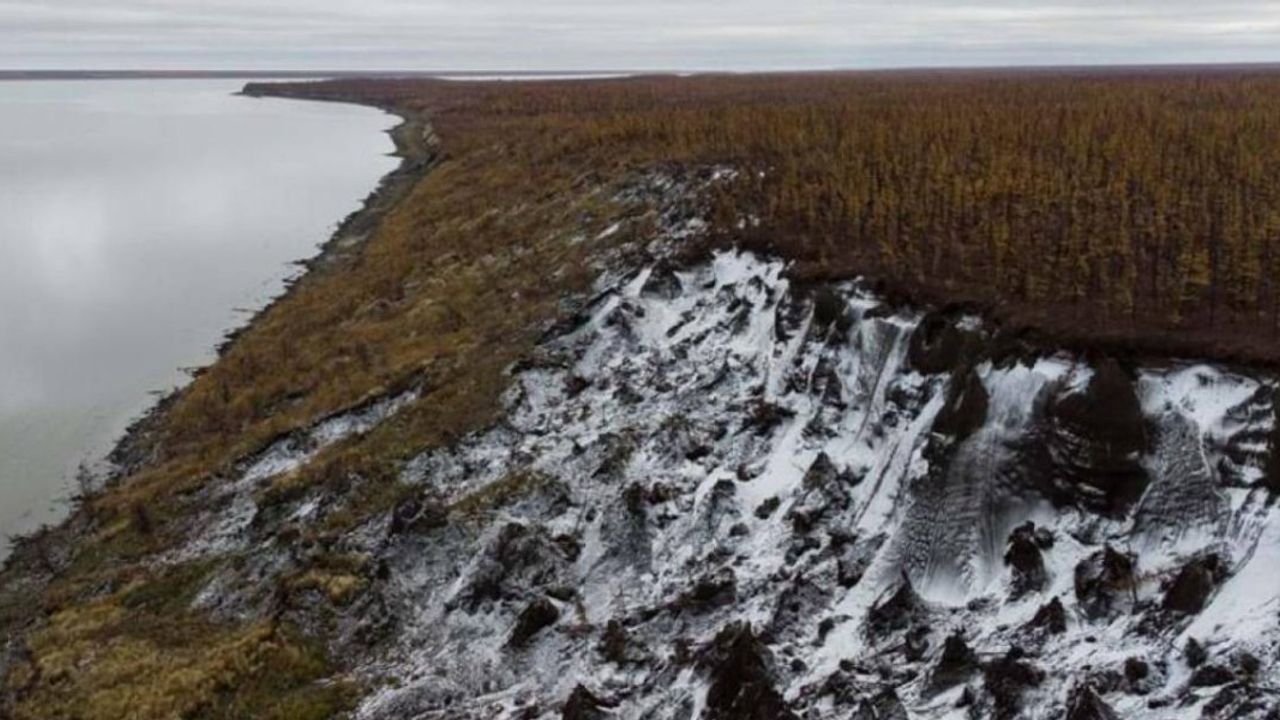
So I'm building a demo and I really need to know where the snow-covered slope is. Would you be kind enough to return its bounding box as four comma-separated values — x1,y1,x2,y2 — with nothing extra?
250,248,1280,719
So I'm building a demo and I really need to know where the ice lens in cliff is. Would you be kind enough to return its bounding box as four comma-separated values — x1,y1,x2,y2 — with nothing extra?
0,79,397,549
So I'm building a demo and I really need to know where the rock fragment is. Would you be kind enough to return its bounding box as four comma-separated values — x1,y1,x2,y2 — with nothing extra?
1163,554,1223,614
508,596,560,647
1074,545,1137,618
983,647,1045,720
1065,684,1120,720
1005,521,1049,599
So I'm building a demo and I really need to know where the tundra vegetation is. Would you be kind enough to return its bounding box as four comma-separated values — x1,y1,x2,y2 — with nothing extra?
5,67,1280,718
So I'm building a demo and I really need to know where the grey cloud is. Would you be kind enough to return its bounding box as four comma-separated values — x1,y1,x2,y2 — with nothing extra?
2,0,1279,69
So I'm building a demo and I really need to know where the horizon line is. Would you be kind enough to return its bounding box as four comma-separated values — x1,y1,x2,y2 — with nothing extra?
4,61,1280,81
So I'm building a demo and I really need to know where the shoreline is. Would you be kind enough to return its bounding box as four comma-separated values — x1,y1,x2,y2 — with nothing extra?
107,87,439,480
5,86,439,568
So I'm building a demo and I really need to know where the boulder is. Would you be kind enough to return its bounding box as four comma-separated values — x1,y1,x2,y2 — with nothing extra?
810,667,863,708
1066,684,1121,720
930,631,979,689
769,576,830,638
698,623,798,720
808,285,854,341
640,262,683,300
1236,651,1261,678
867,578,927,638
850,689,909,720
1027,597,1067,634
561,685,617,720
742,401,795,436
1185,638,1208,668
672,567,737,614
904,625,931,662
599,619,637,665
1202,683,1271,720
508,596,560,647
788,453,857,532
754,497,781,519
773,291,810,343
1163,554,1223,615
802,452,859,493
1004,522,1048,599
836,534,886,589
1123,657,1150,685
1074,545,1137,618
388,494,449,535
983,647,1045,720
1190,664,1236,688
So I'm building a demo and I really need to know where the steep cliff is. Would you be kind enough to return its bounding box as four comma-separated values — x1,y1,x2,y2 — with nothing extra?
315,246,1280,719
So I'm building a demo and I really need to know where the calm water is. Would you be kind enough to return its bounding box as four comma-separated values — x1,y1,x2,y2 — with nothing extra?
0,80,398,553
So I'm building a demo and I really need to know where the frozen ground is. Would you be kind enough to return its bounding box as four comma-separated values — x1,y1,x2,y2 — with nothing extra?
292,248,1280,720
166,171,1280,720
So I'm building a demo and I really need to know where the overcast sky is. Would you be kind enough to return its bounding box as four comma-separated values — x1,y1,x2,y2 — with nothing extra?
4,0,1280,71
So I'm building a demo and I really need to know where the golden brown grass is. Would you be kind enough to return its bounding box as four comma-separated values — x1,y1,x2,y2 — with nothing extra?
262,69,1280,362
7,556,353,720
3,75,654,720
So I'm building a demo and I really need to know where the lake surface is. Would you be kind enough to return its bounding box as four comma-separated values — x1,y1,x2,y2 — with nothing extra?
0,80,398,554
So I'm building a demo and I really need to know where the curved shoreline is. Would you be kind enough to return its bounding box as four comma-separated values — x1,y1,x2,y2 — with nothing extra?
1,87,437,576
0,88,446,717
106,88,439,480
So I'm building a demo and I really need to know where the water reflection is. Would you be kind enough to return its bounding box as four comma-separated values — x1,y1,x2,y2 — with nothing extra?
0,80,397,553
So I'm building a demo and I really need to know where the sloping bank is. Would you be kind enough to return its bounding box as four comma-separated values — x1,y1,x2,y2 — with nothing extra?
0,86,441,719
0,80,659,718
3,78,1280,720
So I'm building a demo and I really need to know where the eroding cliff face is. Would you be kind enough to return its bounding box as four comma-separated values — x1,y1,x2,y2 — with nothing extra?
181,245,1280,718
213,248,1270,720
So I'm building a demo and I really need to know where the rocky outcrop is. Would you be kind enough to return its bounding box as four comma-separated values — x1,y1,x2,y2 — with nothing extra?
787,452,858,532
932,365,990,441
1044,358,1150,515
907,311,982,374
447,522,571,612
1262,393,1280,495
1074,545,1138,618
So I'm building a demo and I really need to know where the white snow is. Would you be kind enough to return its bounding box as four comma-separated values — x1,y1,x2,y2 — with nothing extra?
1184,501,1280,653
162,388,418,564
313,250,1280,720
